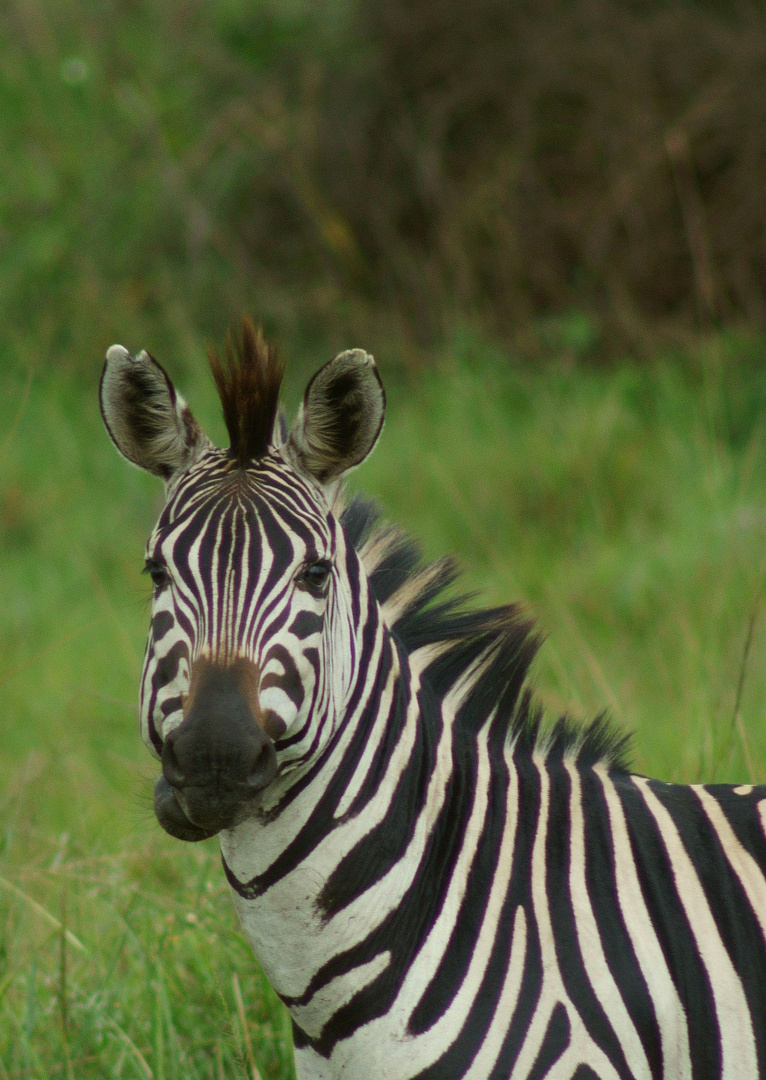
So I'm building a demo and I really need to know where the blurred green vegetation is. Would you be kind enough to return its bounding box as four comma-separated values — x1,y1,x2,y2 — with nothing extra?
0,0,401,379
3,0,766,1075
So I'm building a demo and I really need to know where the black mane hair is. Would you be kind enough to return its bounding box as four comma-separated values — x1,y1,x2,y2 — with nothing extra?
340,493,632,772
208,318,285,466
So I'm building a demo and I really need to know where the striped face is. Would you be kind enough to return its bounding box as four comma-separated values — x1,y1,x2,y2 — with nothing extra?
140,449,346,768
100,329,385,840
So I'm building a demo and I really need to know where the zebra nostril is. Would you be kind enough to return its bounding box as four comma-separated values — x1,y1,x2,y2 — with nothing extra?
162,732,186,787
245,740,277,793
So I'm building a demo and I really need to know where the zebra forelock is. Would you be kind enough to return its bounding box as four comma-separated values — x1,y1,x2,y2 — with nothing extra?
208,317,285,467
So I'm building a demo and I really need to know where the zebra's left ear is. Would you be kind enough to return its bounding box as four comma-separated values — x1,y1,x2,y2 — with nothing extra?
100,345,209,481
286,349,385,485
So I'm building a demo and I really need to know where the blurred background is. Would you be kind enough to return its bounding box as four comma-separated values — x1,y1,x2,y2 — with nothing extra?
3,0,766,1075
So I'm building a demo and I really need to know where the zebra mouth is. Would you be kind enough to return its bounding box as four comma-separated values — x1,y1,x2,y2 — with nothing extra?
153,776,221,842
152,657,279,843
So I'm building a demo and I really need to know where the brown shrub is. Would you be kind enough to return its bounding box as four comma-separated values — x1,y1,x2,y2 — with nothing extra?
7,0,766,362
305,0,766,351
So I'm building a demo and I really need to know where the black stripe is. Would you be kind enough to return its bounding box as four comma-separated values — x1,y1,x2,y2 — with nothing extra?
290,609,324,639
662,783,766,1071
528,1002,570,1080
572,1066,601,1079
544,766,633,1077
492,759,544,1074
583,771,661,1072
151,610,173,641
408,715,510,1036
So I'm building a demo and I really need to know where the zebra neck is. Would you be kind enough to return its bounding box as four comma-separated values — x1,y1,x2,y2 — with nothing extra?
220,622,467,1002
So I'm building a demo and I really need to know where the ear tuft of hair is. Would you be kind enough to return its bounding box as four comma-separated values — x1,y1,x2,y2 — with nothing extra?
100,345,208,480
287,348,385,485
208,318,285,467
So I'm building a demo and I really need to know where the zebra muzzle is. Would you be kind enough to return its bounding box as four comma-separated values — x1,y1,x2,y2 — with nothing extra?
154,656,277,841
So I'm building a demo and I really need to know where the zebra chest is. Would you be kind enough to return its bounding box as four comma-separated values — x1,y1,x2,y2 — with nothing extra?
227,863,338,999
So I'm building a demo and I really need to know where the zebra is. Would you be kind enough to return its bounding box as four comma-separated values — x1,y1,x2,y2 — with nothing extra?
100,318,766,1080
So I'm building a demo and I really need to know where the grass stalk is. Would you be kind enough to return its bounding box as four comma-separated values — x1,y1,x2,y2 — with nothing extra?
58,890,69,1039
233,972,263,1080
58,889,76,1080
107,1018,154,1079
0,874,86,952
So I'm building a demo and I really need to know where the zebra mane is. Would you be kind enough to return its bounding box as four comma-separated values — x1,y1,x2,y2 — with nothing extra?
339,493,632,771
208,318,286,466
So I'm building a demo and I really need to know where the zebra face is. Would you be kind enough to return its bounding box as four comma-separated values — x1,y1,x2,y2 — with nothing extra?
141,453,342,839
100,322,384,841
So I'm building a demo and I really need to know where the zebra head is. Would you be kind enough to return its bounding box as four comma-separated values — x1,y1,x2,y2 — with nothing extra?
100,321,384,842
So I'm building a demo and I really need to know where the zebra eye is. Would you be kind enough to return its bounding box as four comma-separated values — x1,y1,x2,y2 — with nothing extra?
296,559,332,597
144,557,170,592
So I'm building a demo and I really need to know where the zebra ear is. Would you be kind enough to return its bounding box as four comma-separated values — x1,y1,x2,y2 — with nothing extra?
286,349,385,485
100,345,209,481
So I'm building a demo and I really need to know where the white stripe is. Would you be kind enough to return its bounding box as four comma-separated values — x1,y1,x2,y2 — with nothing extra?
634,775,758,1078
462,906,527,1080
334,649,401,818
209,504,227,655
565,762,651,1079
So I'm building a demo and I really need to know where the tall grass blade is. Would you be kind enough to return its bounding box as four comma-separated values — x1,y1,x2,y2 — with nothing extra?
108,1017,154,1079
0,873,86,952
233,972,263,1080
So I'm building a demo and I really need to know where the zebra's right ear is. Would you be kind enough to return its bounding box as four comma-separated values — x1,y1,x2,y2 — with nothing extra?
100,346,209,481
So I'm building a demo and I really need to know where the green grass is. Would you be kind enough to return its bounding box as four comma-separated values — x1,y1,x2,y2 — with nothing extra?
2,335,766,1076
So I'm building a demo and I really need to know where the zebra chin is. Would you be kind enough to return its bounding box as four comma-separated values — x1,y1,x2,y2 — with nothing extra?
153,775,273,842
153,776,221,842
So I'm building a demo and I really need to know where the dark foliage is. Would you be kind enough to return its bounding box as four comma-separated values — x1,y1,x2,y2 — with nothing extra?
177,0,766,355
310,0,766,349
7,1,766,366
